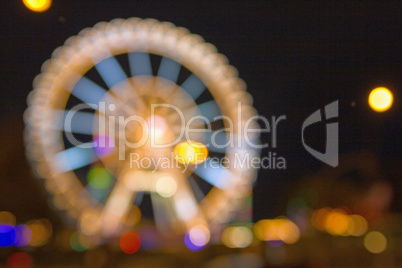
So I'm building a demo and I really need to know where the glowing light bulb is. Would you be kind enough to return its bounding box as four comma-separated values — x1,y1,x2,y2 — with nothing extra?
23,0,52,12
369,87,393,112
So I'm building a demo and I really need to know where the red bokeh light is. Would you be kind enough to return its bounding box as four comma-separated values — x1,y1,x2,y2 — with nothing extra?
6,252,33,268
119,231,141,254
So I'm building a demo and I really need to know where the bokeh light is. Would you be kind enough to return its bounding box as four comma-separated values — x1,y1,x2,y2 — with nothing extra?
174,141,208,165
155,176,177,197
22,0,51,12
185,225,210,251
146,115,168,139
368,87,393,112
13,225,32,247
311,207,331,231
6,252,33,268
120,231,141,254
347,215,368,236
0,211,16,226
311,207,368,237
87,167,113,190
221,226,253,248
0,225,16,247
324,209,350,236
26,219,52,247
364,231,387,254
93,135,115,156
254,218,300,244
70,231,88,252
138,225,158,250
79,209,102,236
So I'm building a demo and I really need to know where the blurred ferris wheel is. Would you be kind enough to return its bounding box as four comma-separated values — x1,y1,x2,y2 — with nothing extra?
24,18,260,248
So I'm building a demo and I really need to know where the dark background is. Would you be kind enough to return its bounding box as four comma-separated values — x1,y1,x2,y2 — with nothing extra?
0,0,401,224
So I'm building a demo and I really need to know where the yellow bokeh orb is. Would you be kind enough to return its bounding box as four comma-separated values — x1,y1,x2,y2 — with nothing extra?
221,226,253,248
364,231,387,254
368,87,393,112
23,0,52,12
156,176,177,197
174,141,208,165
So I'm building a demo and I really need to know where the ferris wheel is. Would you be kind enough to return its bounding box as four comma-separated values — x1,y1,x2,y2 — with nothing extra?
24,18,260,247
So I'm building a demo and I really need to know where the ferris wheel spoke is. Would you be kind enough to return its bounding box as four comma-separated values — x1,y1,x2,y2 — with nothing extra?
95,56,127,89
157,57,181,84
183,100,221,128
72,76,108,108
151,192,177,232
191,159,233,189
101,180,137,237
172,177,203,224
53,143,98,173
51,110,95,135
198,100,221,122
128,52,152,76
180,74,206,100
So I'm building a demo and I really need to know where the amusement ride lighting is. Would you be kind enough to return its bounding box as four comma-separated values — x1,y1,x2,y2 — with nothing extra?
24,17,260,246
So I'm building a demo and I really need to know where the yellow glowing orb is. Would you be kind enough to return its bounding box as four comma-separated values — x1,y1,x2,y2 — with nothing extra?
368,87,393,112
23,0,51,12
221,226,253,248
174,141,208,165
364,231,387,254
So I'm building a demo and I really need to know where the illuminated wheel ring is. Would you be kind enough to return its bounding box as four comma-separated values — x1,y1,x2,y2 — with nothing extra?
24,18,259,242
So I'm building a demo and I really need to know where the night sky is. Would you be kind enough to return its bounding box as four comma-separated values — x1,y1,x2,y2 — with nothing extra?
1,1,401,222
